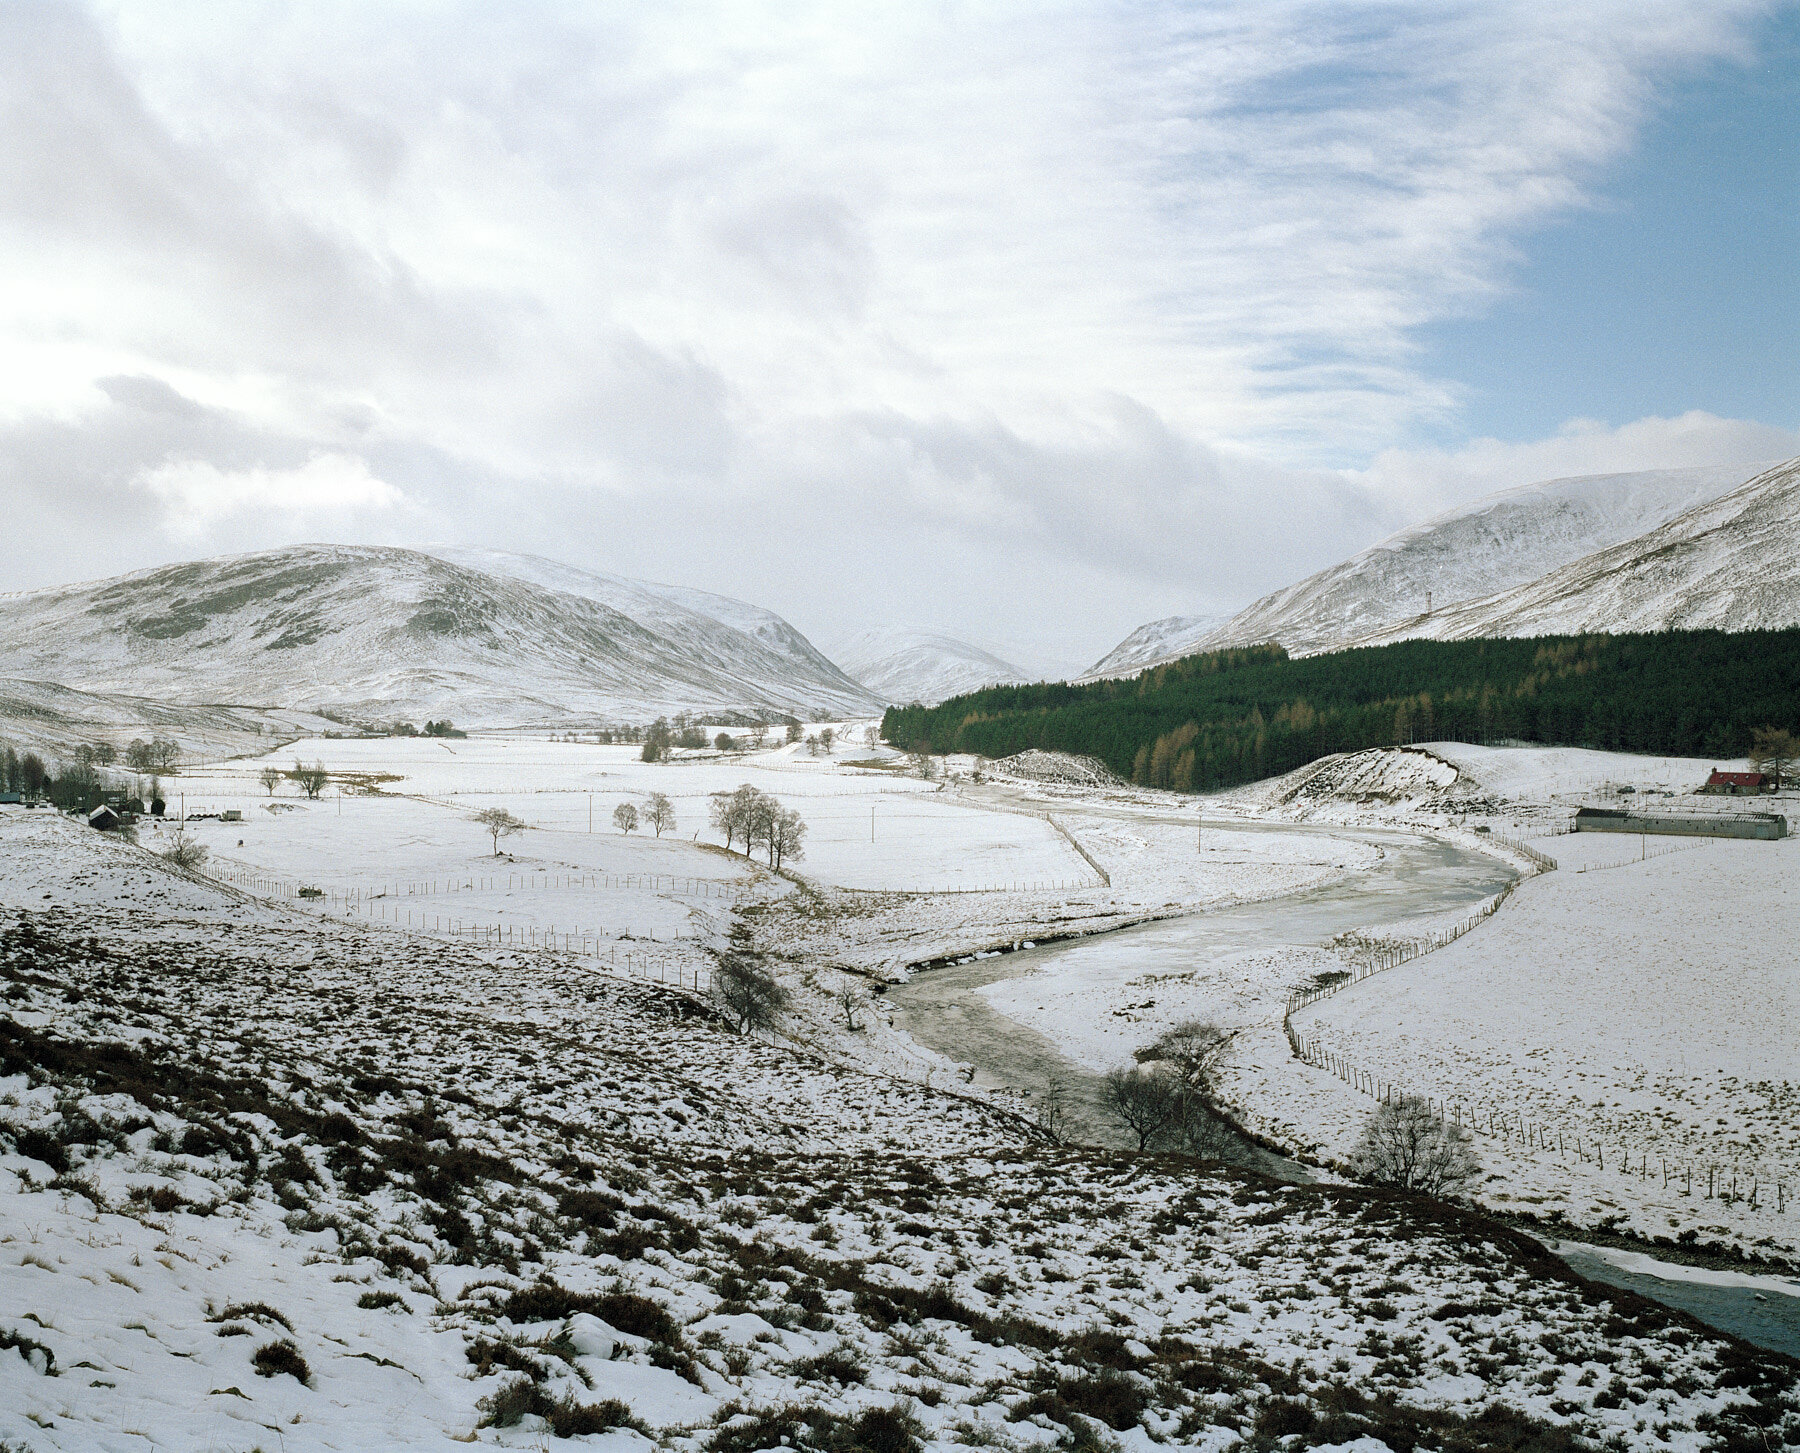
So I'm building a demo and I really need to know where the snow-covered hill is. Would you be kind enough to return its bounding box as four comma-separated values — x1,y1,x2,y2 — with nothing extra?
1093,461,1775,670
1356,455,1800,646
826,626,1027,705
1078,613,1227,680
0,545,881,727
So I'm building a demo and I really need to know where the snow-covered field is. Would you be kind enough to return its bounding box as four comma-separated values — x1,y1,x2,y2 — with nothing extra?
1276,827,1800,1261
164,735,1093,896
5,810,1797,1450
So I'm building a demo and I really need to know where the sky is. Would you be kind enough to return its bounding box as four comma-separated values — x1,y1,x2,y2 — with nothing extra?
1,0,1794,677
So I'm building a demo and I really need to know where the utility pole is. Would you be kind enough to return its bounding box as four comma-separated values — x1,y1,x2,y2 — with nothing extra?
871,804,876,843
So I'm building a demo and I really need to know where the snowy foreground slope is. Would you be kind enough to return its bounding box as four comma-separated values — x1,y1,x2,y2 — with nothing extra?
1089,460,1775,670
6,812,1798,1450
826,628,1028,707
0,544,880,728
1357,456,1800,646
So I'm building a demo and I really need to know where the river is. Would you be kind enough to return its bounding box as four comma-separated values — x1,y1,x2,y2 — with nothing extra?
888,821,1800,1359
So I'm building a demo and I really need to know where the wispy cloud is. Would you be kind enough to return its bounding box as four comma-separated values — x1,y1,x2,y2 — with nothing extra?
0,1,1783,663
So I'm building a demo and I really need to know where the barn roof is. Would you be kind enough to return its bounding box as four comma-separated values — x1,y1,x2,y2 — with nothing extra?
1706,770,1769,787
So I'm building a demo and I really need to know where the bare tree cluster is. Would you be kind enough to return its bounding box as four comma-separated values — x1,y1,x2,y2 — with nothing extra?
1097,1020,1239,1156
289,761,330,799
125,737,180,773
707,784,807,869
1350,1096,1480,1195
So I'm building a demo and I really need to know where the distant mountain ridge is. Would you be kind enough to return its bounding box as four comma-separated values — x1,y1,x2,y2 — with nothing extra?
1079,614,1228,681
1086,460,1780,672
827,627,1027,706
1356,456,1800,646
0,544,881,727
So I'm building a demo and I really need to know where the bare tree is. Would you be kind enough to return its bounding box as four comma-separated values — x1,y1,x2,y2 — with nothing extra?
1750,726,1799,790
1351,1096,1480,1195
714,732,736,752
259,767,283,796
908,751,935,780
471,806,527,855
1099,1065,1183,1151
820,727,836,753
612,801,640,835
749,724,769,749
713,956,789,1034
1138,1021,1234,1097
162,827,209,870
1035,1075,1073,1146
289,761,330,799
645,792,676,838
834,983,865,1031
785,722,802,745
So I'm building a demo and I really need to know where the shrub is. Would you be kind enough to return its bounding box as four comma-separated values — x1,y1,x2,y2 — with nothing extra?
251,1339,311,1383
213,1302,294,1331
357,1290,407,1312
0,1326,56,1375
501,1281,679,1344
11,1126,70,1173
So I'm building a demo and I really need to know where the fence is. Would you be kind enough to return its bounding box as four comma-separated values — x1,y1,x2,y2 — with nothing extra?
208,865,712,993
1575,838,1712,874
1284,1026,1792,1215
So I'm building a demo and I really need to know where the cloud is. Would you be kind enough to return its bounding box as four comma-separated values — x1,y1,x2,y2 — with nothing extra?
0,1,1787,670
134,452,411,534
1356,411,1800,522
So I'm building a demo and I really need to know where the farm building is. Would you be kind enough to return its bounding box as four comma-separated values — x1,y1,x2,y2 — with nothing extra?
1700,769,1773,795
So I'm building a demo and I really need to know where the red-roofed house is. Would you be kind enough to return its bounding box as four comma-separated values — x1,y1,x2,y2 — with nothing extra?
1701,770,1773,795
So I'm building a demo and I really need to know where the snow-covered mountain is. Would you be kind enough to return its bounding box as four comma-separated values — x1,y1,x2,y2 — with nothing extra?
827,627,1027,706
0,545,881,727
1091,461,1775,670
1078,614,1228,681
420,545,852,692
1355,456,1800,646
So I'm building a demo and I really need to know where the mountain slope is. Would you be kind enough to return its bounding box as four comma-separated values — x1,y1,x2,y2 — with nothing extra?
1356,455,1800,646
827,627,1026,705
0,545,881,726
419,545,854,690
1079,614,1227,681
1099,462,1774,668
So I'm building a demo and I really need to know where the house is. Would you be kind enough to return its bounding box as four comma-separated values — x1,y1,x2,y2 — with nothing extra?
87,803,122,831
1700,770,1773,796
0,792,21,805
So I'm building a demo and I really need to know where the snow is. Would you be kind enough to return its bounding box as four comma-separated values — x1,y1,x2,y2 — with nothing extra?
1077,613,1228,681
1095,460,1774,670
1283,830,1800,1259
1359,455,1800,645
0,544,881,728
825,627,1028,706
6,736,1800,1447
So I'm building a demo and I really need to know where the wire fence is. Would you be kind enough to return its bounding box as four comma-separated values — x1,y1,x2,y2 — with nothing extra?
1284,1026,1794,1215
208,865,713,993
1575,838,1713,874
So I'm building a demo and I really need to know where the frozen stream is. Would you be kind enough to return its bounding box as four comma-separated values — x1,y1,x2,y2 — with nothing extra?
888,823,1800,1356
890,825,1514,1169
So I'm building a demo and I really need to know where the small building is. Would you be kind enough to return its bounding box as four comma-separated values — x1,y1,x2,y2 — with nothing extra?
0,792,21,805
221,809,242,822
86,803,121,831
1700,770,1773,796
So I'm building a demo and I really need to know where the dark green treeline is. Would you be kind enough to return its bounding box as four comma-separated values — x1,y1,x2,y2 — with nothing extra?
881,632,1800,792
